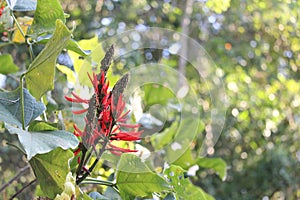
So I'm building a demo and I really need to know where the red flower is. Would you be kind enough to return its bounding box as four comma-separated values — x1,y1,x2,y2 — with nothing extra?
0,6,4,17
65,46,142,156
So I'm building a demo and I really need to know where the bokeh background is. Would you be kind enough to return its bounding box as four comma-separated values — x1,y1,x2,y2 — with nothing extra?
1,0,300,199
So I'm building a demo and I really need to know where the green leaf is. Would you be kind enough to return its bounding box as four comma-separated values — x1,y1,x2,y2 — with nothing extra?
143,84,175,110
25,20,72,99
29,148,73,199
184,183,215,200
119,190,135,200
116,154,170,198
28,0,65,38
5,124,79,160
151,120,178,150
35,36,90,57
57,64,76,85
172,148,227,181
67,39,91,57
6,0,37,11
172,148,197,170
0,88,45,127
155,118,204,164
28,120,58,131
164,165,214,200
197,157,227,181
12,16,33,43
78,193,93,200
0,54,19,74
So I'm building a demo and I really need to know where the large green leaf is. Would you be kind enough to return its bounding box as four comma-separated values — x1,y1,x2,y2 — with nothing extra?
25,20,71,99
6,0,37,11
27,0,65,38
172,148,197,170
116,154,170,198
143,84,175,111
35,35,90,57
0,54,19,74
29,148,73,199
150,120,178,150
5,124,78,160
66,39,91,57
28,120,58,132
172,148,227,181
164,165,214,200
0,88,45,127
197,157,227,181
157,118,204,164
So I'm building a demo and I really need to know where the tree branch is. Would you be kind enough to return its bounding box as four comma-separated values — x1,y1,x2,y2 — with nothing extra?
0,165,30,192
178,0,194,87
9,179,36,200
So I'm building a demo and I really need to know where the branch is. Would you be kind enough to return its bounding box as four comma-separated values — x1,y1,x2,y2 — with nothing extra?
9,179,36,200
0,165,30,192
178,0,194,87
76,138,109,185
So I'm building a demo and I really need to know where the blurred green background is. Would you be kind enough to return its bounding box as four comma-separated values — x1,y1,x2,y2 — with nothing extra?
1,0,300,199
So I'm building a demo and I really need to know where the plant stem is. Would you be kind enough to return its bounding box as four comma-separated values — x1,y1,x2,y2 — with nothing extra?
0,42,13,48
80,178,115,187
20,74,25,130
11,13,25,38
9,179,36,200
0,165,30,192
27,38,35,61
11,12,35,61
75,143,87,177
83,148,93,166
76,138,109,185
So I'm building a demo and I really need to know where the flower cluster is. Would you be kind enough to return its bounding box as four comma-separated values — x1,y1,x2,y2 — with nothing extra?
65,46,142,156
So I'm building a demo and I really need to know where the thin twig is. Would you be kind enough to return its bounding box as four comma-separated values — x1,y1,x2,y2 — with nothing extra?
11,12,35,61
9,179,36,200
0,165,30,192
11,13,25,38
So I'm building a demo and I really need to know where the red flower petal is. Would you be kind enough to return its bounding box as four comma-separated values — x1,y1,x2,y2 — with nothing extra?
119,123,141,129
72,108,88,114
73,124,83,136
116,110,130,122
74,148,81,156
107,143,138,155
110,130,143,141
64,92,89,104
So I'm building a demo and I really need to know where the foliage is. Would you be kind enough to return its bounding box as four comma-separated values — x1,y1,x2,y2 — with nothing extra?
3,0,299,199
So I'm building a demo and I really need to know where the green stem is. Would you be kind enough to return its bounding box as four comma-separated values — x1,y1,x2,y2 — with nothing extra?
11,13,25,38
11,12,35,61
0,42,13,48
27,39,35,61
40,97,47,121
80,178,115,187
20,74,25,130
